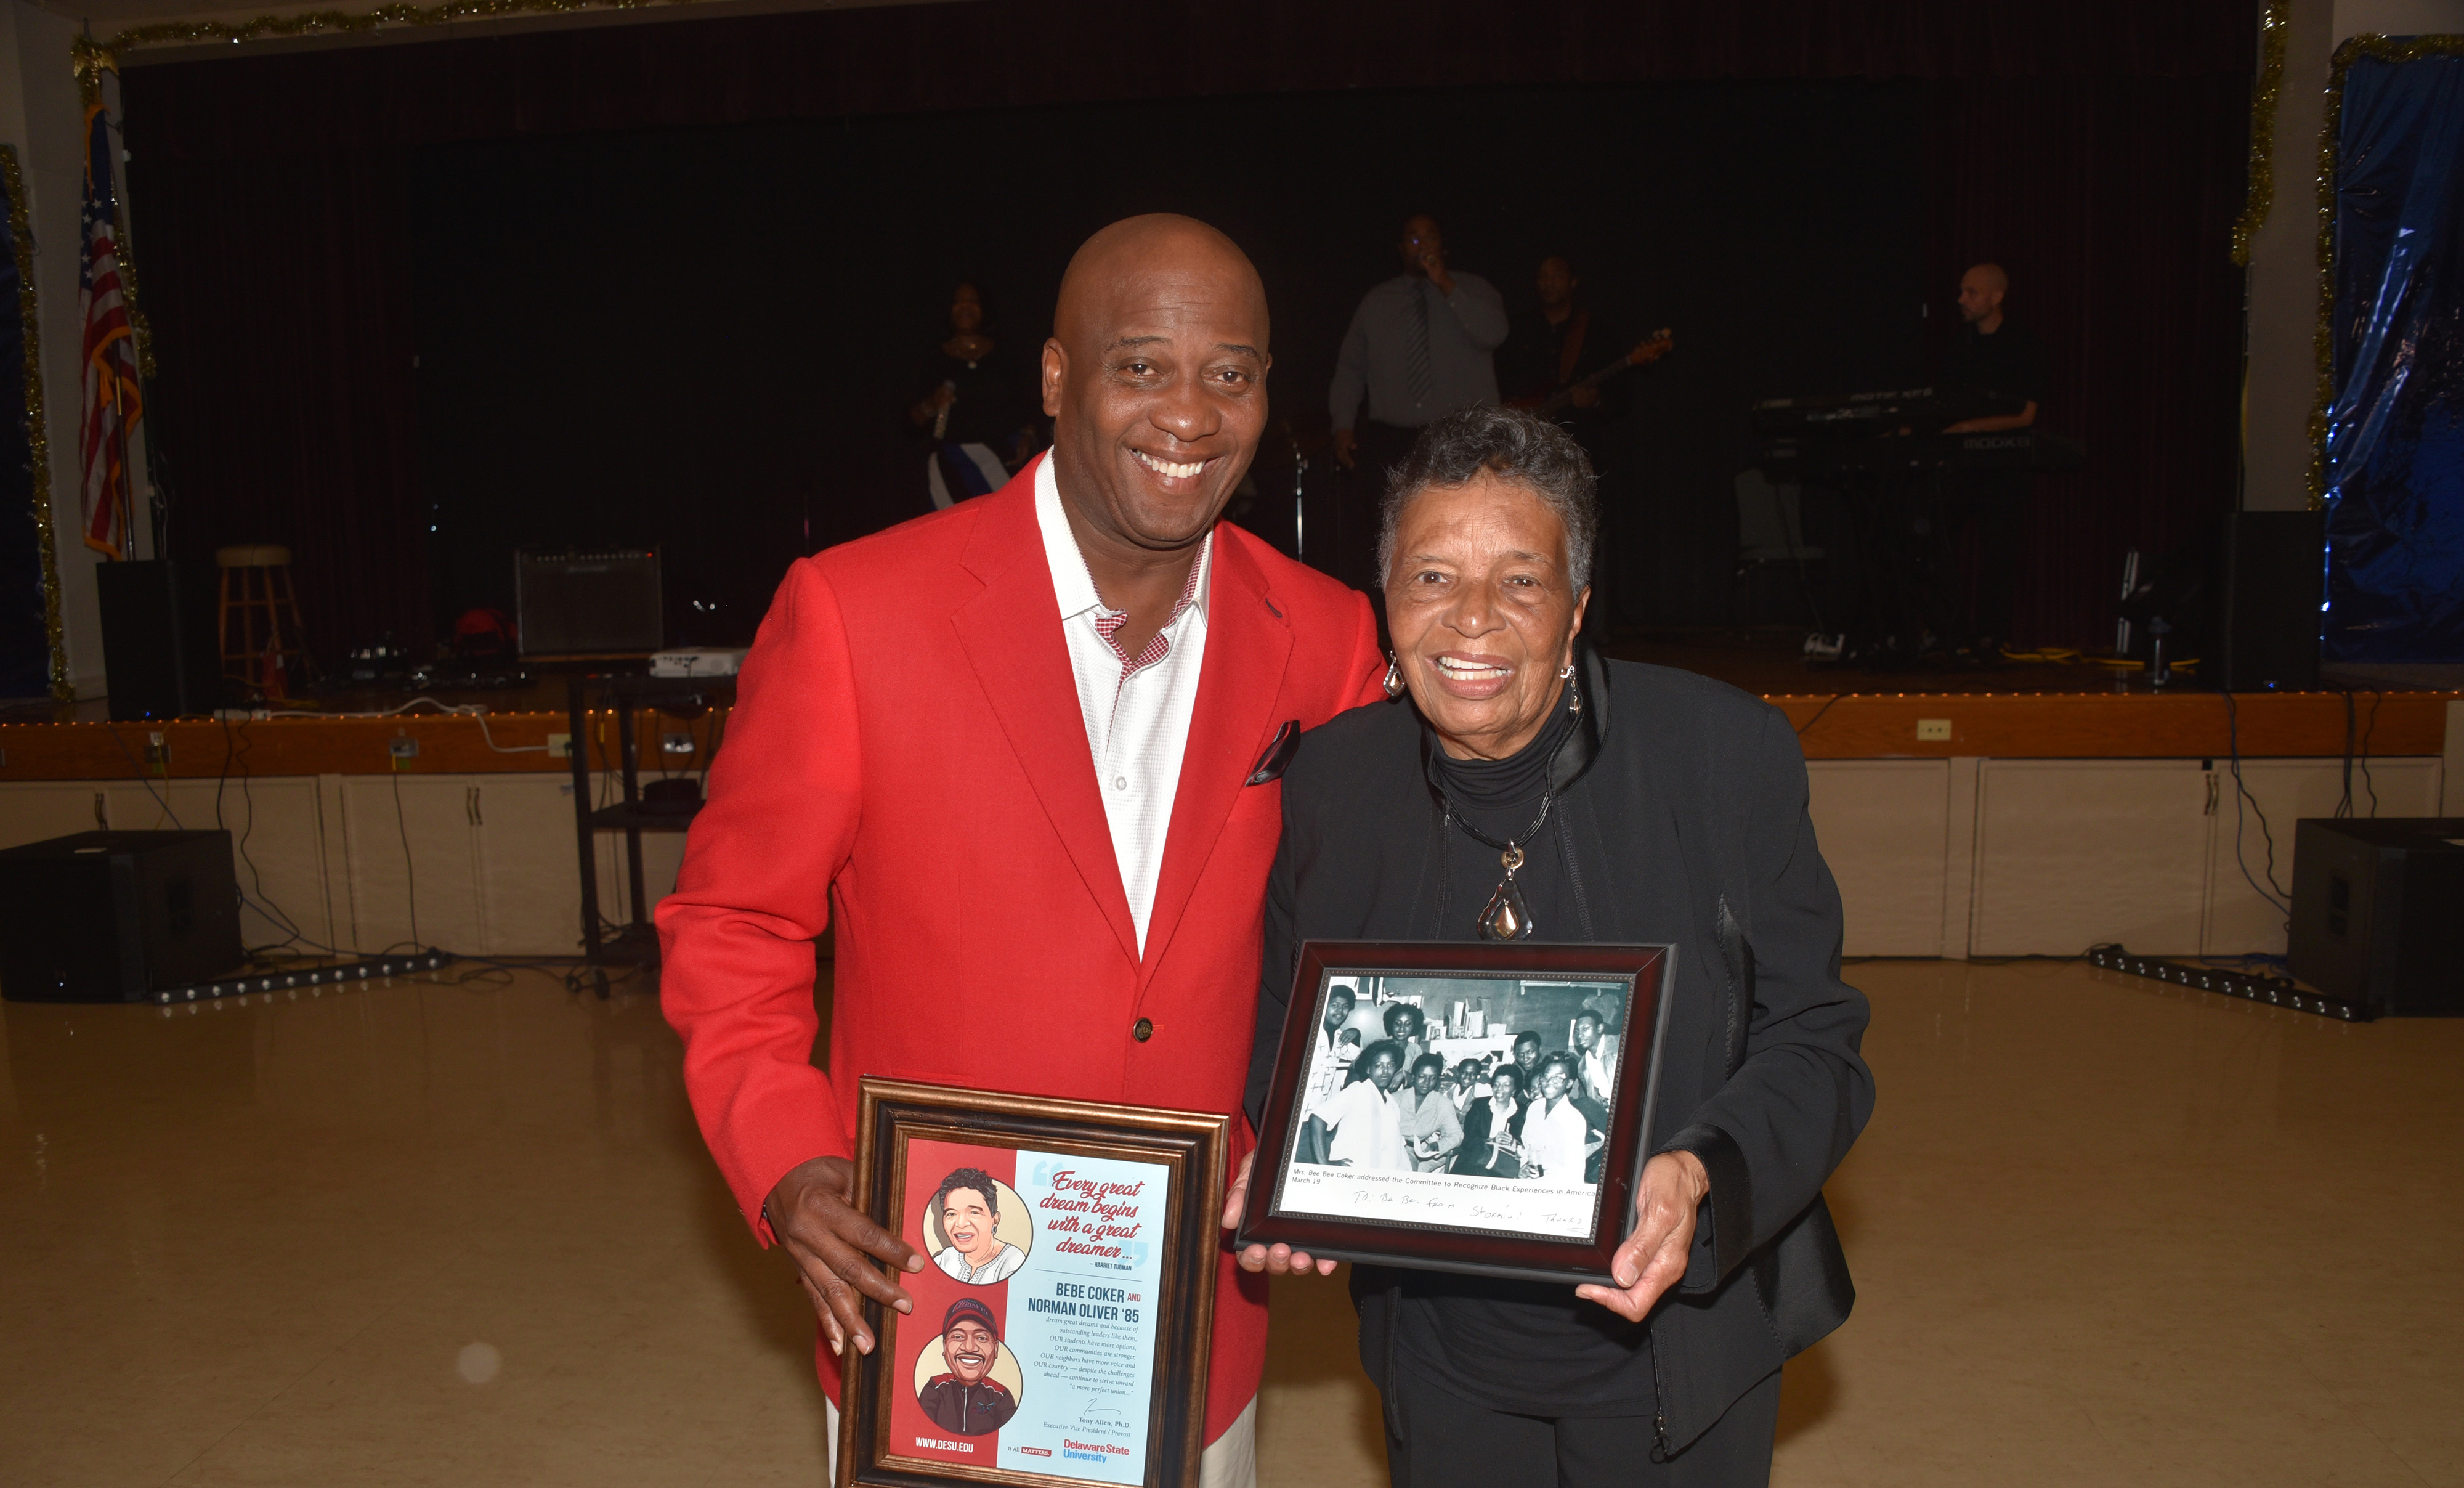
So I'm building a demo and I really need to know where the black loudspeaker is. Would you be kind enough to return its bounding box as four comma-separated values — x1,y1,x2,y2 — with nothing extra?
2214,510,2323,692
0,831,244,1002
516,548,662,657
96,558,221,719
2288,818,2464,1016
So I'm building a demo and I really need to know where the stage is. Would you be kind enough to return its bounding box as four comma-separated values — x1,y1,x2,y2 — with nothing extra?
1,632,2455,964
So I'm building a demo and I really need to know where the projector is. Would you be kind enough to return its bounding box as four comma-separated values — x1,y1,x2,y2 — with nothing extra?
650,647,748,678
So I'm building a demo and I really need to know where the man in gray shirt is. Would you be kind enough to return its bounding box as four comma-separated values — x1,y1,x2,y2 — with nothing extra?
1326,214,1509,590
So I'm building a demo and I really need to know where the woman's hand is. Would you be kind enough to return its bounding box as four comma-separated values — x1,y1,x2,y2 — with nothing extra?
1576,1150,1709,1322
1223,1151,1339,1277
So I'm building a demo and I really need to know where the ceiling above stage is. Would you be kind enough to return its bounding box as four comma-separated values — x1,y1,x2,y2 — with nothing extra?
48,0,961,59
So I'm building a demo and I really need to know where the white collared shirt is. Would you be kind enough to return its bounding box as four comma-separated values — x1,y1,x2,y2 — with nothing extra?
1035,455,1212,954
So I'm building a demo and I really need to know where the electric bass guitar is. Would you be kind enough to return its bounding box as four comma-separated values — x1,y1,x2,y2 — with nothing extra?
1507,328,1676,417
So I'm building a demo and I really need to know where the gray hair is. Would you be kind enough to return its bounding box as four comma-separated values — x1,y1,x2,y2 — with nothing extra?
1375,405,1599,588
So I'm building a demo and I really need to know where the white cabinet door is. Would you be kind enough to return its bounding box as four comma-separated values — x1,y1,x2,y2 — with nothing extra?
472,774,587,957
2203,756,2446,955
1807,760,1952,957
102,776,336,951
0,781,107,849
1972,760,2213,956
337,774,485,956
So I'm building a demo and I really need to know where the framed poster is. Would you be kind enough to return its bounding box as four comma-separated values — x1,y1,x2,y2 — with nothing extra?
1235,941,1674,1285
840,1078,1230,1488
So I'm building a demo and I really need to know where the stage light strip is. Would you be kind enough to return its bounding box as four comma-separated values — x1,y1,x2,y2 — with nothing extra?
2085,943,2372,1023
155,949,454,1004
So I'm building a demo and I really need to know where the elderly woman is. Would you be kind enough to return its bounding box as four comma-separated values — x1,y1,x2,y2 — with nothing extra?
1230,406,1872,1484
1396,1053,1464,1171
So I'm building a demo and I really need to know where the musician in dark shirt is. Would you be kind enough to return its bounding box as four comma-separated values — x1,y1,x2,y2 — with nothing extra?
1940,262,2048,648
1500,256,1670,628
1502,256,1632,436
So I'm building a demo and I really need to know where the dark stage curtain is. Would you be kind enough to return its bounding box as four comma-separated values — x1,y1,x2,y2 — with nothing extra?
2322,52,2464,664
120,0,2254,655
0,174,48,697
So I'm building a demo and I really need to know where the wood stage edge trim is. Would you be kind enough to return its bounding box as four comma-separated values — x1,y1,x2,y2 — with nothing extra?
0,690,2450,780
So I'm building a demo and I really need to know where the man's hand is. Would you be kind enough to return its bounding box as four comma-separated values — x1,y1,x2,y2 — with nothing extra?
767,1155,926,1356
1574,1150,1709,1322
1420,251,1456,296
1331,427,1358,470
1569,384,1600,409
1223,1150,1339,1277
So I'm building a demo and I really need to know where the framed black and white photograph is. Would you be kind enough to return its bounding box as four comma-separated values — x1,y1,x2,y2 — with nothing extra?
1236,941,1673,1285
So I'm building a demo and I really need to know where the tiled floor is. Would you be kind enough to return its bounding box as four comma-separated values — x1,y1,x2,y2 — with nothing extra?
3,957,2458,1487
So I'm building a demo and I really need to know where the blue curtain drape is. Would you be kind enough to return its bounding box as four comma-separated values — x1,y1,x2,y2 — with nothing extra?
0,182,46,698
2323,49,2464,663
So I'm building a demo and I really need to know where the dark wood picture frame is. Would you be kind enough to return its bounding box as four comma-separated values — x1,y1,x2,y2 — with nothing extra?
839,1078,1231,1488
1235,941,1674,1285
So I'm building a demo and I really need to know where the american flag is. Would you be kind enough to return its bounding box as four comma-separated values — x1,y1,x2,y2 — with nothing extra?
78,104,140,559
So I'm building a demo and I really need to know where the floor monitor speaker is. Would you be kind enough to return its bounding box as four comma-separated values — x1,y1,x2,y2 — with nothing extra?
0,831,243,1002
2214,511,2322,692
2287,818,2464,1016
96,558,221,719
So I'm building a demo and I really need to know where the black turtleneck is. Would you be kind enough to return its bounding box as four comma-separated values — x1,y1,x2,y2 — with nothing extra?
1424,679,1587,941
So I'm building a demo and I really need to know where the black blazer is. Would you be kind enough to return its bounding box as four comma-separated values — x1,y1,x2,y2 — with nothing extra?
1244,649,1874,1453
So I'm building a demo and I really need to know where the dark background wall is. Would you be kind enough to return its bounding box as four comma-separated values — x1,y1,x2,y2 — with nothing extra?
409,80,1927,647
118,0,2255,657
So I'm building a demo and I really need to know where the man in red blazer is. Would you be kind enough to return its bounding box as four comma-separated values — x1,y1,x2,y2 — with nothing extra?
658,214,1384,1484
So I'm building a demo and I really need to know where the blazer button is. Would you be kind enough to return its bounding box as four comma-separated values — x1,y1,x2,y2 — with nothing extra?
1132,1017,1154,1042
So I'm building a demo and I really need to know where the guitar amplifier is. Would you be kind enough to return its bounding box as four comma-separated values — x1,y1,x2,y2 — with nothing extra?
0,831,243,1002
516,548,663,657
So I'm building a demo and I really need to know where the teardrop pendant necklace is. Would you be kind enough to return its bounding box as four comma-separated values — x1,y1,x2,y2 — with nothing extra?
1435,678,1578,941
1444,792,1552,941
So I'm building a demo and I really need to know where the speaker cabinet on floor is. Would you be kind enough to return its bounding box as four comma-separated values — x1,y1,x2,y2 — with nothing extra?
2215,511,2323,693
0,831,244,1002
2288,818,2464,1016
96,558,221,720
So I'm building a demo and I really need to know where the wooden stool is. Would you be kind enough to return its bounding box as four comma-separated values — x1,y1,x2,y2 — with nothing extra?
216,544,306,689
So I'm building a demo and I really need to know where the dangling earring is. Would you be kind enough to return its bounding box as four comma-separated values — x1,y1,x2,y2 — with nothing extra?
1559,661,1580,714
1384,652,1406,699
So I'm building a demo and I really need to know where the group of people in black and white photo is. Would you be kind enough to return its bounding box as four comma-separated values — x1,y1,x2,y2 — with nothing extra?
1295,982,1621,1184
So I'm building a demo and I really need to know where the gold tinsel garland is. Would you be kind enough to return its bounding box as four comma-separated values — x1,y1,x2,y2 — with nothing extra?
2,147,70,703
2231,1,2291,267
2311,33,2464,505
72,0,695,98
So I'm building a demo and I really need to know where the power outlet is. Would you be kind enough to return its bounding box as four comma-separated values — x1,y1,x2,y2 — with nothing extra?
661,733,694,756
389,736,420,760
548,733,572,758
1915,718,1953,742
144,731,168,766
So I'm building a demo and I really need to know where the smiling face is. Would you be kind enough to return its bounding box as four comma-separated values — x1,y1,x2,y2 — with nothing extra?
1385,473,1589,761
1042,216,1270,562
1324,989,1355,1033
941,1189,999,1266
1514,1038,1542,1074
945,1319,997,1385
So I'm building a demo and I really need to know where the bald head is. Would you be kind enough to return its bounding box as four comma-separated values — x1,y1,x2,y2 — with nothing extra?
1958,263,2009,328
1039,214,1273,564
1055,214,1267,354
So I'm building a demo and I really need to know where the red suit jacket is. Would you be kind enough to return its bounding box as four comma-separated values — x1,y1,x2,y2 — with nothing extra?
657,457,1384,1442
